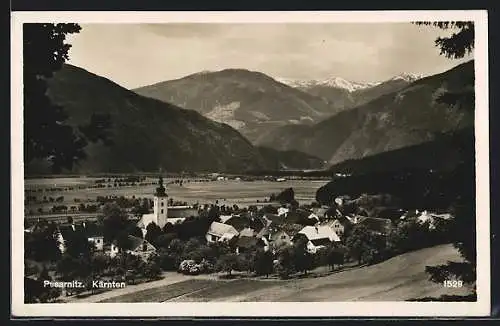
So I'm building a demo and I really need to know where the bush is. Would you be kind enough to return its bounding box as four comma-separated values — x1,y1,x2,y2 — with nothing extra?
178,259,201,275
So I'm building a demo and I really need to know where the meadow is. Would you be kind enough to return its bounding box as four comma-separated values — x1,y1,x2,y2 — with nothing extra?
24,177,330,215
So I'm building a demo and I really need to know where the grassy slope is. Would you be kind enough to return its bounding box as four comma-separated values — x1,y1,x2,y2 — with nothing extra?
102,244,470,303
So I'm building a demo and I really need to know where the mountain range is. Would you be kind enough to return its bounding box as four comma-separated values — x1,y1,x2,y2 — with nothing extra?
133,69,337,144
276,73,423,113
26,64,325,174
258,60,474,165
134,70,424,144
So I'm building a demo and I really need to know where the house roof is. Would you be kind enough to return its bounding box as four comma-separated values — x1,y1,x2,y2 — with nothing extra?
279,223,304,237
236,236,263,249
298,225,341,242
310,238,332,247
219,215,233,223
114,235,156,251
224,215,251,231
207,222,239,237
357,217,392,235
57,222,104,239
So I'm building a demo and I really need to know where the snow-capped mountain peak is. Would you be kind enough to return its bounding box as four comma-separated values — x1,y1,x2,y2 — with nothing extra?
276,72,423,92
275,76,378,92
388,73,423,83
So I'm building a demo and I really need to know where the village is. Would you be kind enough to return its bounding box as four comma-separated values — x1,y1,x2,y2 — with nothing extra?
24,175,455,303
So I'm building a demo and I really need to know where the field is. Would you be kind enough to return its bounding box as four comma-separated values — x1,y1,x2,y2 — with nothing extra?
75,244,472,303
24,177,329,215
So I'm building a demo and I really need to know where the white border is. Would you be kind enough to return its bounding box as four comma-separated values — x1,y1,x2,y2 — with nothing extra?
11,10,490,318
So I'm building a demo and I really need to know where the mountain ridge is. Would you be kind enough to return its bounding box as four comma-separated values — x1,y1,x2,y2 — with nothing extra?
258,60,474,165
26,64,326,175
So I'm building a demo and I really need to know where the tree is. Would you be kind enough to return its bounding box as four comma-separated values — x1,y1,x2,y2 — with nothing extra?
24,229,61,262
215,253,239,276
345,224,382,265
23,23,112,172
143,258,162,280
326,244,346,271
276,246,295,279
276,188,295,204
252,249,274,277
127,225,144,239
102,203,129,243
293,237,314,275
155,233,178,250
145,222,162,246
415,21,477,292
65,229,93,259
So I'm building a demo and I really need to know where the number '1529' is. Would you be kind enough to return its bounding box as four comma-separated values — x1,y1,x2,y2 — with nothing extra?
443,280,463,288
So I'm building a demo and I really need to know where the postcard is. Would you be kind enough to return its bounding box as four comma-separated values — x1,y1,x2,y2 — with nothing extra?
11,10,490,317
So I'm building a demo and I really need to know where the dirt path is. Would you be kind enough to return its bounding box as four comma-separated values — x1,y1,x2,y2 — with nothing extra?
63,272,219,303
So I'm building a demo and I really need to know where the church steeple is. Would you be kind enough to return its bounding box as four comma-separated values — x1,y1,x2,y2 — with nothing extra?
155,175,167,197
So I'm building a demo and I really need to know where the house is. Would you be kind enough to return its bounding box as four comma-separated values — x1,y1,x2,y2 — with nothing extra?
307,213,321,223
234,236,266,255
206,222,239,243
219,215,233,223
239,227,256,237
296,224,341,253
277,207,289,217
109,235,156,261
255,215,302,252
82,221,105,251
402,210,453,229
223,214,251,232
55,221,105,253
357,216,392,236
329,216,352,237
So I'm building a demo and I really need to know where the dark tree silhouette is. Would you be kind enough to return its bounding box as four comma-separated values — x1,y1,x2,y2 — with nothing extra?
415,21,477,295
101,203,129,243
23,23,112,172
145,222,162,247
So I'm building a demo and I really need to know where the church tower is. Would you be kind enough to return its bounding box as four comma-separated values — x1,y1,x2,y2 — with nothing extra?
153,175,168,229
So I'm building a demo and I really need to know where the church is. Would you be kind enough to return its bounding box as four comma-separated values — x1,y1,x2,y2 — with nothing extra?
137,176,199,236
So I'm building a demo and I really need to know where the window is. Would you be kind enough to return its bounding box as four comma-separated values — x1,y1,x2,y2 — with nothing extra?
161,202,164,207
281,235,287,239
97,239,100,243
143,243,148,251
161,209,164,214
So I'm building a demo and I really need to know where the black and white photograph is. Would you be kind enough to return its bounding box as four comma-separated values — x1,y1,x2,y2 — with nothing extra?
11,11,490,317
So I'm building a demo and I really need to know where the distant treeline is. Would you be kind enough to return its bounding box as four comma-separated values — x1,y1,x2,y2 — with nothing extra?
329,128,474,175
317,161,474,211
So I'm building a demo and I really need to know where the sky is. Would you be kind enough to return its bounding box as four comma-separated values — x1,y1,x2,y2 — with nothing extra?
66,23,473,89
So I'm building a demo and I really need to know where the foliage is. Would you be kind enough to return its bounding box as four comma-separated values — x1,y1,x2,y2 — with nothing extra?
252,249,274,277
143,258,162,280
64,229,93,259
144,222,162,246
101,203,129,243
276,188,295,204
345,224,386,265
415,20,476,288
215,253,239,276
23,23,111,172
276,246,295,279
25,269,62,303
25,228,61,262
413,22,474,59
293,237,314,275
